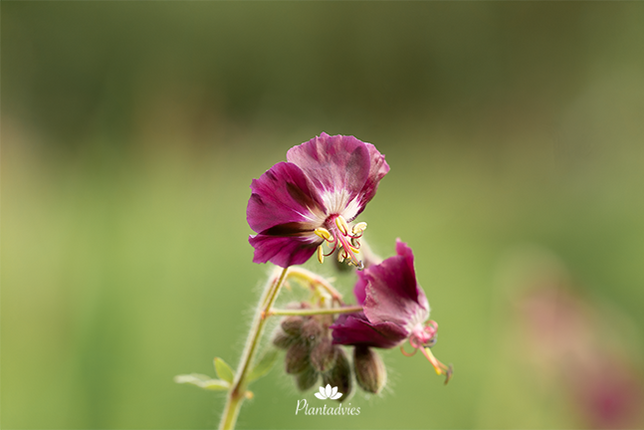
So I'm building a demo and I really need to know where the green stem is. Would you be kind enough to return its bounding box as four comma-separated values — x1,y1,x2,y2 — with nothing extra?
268,305,363,317
286,267,345,304
219,267,289,430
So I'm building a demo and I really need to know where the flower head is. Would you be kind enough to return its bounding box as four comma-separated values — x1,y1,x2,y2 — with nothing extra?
331,240,453,383
247,133,389,268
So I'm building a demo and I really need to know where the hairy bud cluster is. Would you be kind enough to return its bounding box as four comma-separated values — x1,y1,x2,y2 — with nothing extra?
272,304,352,400
273,302,390,398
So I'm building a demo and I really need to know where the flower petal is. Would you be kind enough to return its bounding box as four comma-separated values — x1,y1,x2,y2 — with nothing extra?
360,141,390,207
247,161,326,234
248,234,319,267
287,133,388,220
314,392,326,400
362,240,429,329
353,271,368,305
247,161,327,266
331,312,409,349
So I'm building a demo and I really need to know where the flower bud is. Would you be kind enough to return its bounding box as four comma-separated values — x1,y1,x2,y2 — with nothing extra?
310,337,337,373
300,318,323,345
285,342,310,374
295,366,319,391
280,316,304,337
353,346,387,394
272,328,296,350
322,347,352,402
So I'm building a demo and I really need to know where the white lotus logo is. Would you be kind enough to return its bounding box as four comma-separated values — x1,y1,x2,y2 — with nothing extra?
314,384,343,400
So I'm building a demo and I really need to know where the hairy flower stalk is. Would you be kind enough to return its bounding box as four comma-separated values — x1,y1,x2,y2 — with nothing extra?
219,267,366,429
268,305,364,317
219,267,289,430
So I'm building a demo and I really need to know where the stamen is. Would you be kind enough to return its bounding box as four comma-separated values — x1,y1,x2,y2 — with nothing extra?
314,228,333,241
317,245,325,264
337,251,345,263
319,215,368,269
400,344,417,357
422,347,453,385
336,231,362,268
423,320,439,342
323,245,337,257
335,216,349,236
409,337,421,349
426,320,439,333
424,337,437,348
352,222,367,236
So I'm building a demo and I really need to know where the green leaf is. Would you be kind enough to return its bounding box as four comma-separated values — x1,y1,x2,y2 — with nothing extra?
174,373,213,383
214,357,235,384
247,348,278,382
174,373,230,391
201,379,231,391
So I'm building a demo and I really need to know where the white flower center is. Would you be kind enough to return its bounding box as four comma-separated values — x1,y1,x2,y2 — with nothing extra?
320,189,361,221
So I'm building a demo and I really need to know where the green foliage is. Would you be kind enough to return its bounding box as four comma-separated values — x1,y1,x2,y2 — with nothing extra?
214,357,235,384
247,349,279,383
174,374,230,391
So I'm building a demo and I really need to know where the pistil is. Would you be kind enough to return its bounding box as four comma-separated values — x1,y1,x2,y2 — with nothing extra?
421,347,453,384
407,320,452,384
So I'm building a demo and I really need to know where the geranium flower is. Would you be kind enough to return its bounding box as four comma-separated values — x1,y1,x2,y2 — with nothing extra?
331,240,453,383
247,133,389,268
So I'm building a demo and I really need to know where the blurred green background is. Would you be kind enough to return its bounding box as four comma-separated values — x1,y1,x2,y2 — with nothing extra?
2,2,644,429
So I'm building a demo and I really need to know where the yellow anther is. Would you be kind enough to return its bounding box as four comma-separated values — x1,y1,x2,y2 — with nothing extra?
335,216,349,236
352,222,367,235
314,227,332,241
337,251,346,263
317,245,325,264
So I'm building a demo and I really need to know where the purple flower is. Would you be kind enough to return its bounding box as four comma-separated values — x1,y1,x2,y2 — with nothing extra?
247,133,389,268
331,240,452,383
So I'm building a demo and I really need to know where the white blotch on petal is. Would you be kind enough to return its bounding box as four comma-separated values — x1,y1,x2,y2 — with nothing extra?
404,299,431,334
320,189,361,221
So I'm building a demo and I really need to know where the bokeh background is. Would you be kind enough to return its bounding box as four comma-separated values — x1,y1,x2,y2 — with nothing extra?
2,2,644,429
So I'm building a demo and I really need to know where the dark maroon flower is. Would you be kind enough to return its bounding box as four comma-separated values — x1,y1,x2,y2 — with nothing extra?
247,133,389,268
331,240,452,383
